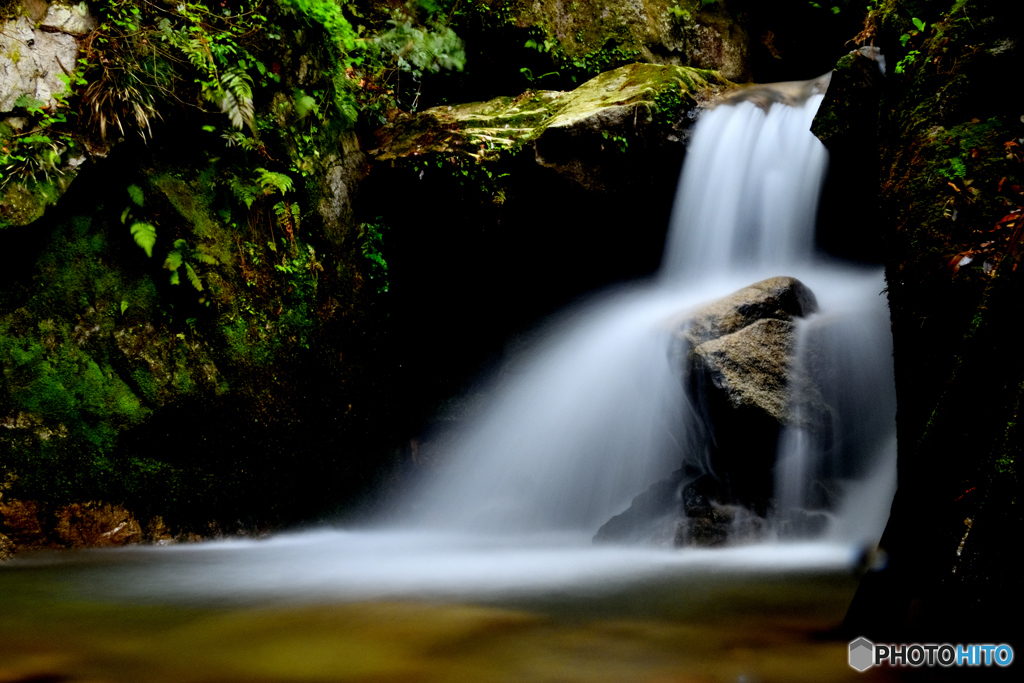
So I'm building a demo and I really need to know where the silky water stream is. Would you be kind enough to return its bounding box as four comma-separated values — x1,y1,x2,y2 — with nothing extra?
1,85,912,682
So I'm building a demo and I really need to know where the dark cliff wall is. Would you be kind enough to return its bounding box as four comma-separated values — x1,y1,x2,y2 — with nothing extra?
840,0,1024,643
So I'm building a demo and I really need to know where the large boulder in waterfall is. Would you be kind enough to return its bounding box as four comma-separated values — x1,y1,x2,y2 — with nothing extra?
679,277,817,511
680,276,818,348
595,277,819,546
691,318,799,427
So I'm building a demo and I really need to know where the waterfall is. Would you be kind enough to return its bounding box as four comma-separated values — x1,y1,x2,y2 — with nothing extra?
662,95,829,275
23,76,898,608
398,85,897,546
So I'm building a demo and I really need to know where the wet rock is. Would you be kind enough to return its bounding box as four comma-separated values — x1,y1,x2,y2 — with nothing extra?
593,469,686,544
0,531,14,560
692,318,798,425
811,47,885,261
678,276,818,349
682,473,722,517
0,499,47,550
776,509,830,540
0,499,143,550
674,502,769,548
675,277,817,510
595,277,819,546
810,47,885,150
144,516,176,545
52,502,143,548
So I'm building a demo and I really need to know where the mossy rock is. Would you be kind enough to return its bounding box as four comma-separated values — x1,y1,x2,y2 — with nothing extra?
0,178,65,229
372,63,733,192
469,0,751,81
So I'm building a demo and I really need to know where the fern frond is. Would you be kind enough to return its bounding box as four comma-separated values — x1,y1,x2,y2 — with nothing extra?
160,19,214,72
257,168,294,196
231,176,259,209
164,249,183,271
185,263,203,291
193,250,219,265
129,222,157,258
169,270,181,286
273,200,299,233
219,68,255,135
127,184,145,207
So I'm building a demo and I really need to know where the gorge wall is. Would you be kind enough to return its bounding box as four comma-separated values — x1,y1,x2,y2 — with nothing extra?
821,0,1024,643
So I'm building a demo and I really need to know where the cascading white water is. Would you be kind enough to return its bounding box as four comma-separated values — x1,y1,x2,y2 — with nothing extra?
662,96,829,275
399,89,897,545
13,77,898,608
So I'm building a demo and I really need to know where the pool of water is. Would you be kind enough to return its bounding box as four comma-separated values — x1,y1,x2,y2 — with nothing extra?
0,531,926,683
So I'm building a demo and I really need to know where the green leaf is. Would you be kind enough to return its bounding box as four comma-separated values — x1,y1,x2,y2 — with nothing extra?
164,250,183,271
120,300,129,315
294,91,317,119
129,222,157,258
193,249,219,265
185,263,203,291
13,94,45,113
169,270,180,286
127,184,144,207
912,17,926,32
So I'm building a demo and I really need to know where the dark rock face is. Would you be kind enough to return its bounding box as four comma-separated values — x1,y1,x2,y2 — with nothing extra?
839,0,1024,644
812,47,886,262
595,277,819,547
592,469,687,545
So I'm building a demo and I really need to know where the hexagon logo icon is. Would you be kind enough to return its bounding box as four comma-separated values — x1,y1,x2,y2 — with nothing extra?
849,637,874,672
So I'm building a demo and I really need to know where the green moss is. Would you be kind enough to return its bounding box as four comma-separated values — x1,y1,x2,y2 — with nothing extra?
376,63,732,162
150,173,222,243
0,180,60,229
0,320,151,453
